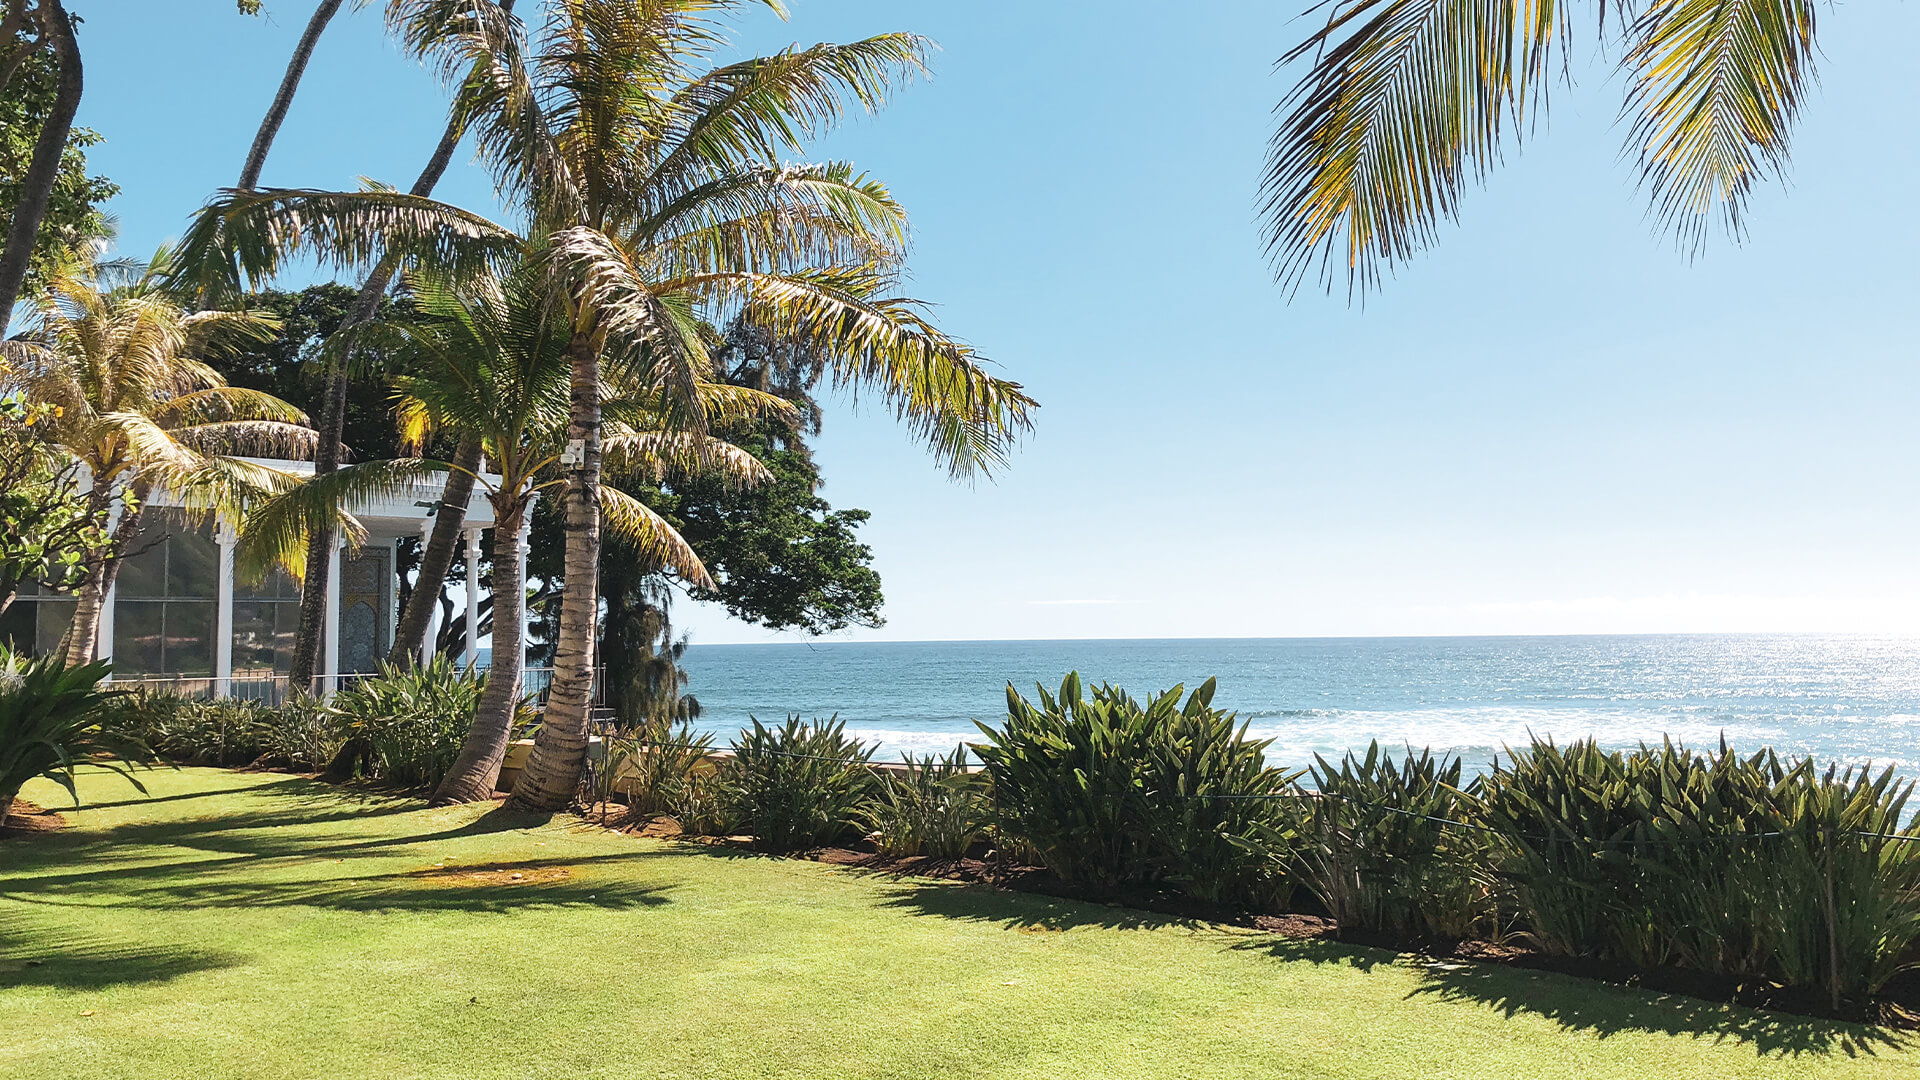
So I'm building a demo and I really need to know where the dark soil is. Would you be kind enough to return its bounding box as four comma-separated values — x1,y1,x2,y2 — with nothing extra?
1,799,67,836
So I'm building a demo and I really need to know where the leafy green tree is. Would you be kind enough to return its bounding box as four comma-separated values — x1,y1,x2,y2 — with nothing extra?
0,398,111,619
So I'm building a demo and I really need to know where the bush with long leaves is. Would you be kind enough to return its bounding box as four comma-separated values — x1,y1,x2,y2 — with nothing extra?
0,649,146,823
1475,738,1920,1005
864,746,987,859
975,674,1298,908
326,657,525,790
1296,743,1491,940
718,715,876,853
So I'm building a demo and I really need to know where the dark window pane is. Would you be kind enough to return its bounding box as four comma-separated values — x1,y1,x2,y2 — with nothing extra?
237,568,299,601
271,601,299,673
117,534,168,599
113,601,165,675
35,600,74,655
0,601,35,653
168,522,218,598
163,602,214,675
233,600,270,674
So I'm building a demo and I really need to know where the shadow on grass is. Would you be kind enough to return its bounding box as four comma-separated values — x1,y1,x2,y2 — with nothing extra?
0,923,240,991
871,877,1208,933
1237,937,1908,1059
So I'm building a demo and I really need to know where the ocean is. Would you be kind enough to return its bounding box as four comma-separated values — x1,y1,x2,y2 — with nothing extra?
677,634,1920,772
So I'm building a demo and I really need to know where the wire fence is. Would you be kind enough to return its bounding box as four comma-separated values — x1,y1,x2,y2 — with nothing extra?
107,667,604,708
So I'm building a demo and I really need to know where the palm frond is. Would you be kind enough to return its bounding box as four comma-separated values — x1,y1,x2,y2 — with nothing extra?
1620,0,1817,250
599,483,714,588
235,458,441,581
602,429,770,486
168,187,520,299
1261,0,1564,293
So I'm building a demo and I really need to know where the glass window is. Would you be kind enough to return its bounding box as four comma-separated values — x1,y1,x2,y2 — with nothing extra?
114,600,166,675
117,537,167,600
167,526,218,599
0,602,34,653
163,601,215,676
35,599,74,655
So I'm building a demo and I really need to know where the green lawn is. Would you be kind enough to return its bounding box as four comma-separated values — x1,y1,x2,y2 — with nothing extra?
1,768,1913,1080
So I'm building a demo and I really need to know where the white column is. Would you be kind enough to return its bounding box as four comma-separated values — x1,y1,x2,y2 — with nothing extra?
215,525,235,699
96,577,116,679
322,535,342,695
517,518,531,676
463,527,482,670
419,519,437,666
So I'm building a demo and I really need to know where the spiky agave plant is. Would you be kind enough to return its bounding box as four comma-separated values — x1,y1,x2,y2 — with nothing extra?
0,649,147,823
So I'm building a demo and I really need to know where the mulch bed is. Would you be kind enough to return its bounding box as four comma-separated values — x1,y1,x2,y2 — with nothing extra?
1,799,67,837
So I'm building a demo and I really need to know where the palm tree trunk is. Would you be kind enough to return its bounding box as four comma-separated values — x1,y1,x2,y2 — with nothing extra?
388,437,482,664
286,89,492,688
236,0,344,191
0,0,79,335
429,498,525,804
508,329,603,811
61,502,142,669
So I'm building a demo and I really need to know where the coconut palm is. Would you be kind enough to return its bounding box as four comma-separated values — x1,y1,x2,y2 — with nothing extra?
0,244,312,666
1263,1,1820,293
0,0,78,332
171,0,1037,806
237,0,348,191
236,261,776,801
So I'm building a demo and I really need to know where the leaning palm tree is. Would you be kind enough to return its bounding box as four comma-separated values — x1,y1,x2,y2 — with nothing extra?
171,0,1036,807
0,244,312,666
1263,1,1820,293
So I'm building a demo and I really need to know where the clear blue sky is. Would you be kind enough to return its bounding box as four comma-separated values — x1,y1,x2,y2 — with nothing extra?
70,1,1920,643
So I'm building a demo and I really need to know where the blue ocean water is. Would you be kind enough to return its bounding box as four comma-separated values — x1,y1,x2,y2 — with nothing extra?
678,635,1920,772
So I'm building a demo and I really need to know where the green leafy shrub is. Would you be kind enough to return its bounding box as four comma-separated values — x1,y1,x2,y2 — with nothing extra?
974,673,1298,908
718,715,876,853
326,658,501,790
613,718,715,819
1296,743,1491,940
864,746,987,859
672,768,736,837
256,692,342,771
1476,738,1920,1004
0,650,147,821
99,688,269,767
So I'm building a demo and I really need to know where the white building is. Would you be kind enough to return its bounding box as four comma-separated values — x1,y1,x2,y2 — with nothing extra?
0,459,526,698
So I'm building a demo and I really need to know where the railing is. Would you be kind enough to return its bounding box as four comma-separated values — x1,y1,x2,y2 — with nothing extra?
107,667,604,708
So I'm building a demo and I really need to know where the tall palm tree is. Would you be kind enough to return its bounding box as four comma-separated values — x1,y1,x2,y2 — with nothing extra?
0,0,78,333
238,261,772,801
0,245,312,665
1262,1,1820,293
236,0,347,191
171,0,1037,806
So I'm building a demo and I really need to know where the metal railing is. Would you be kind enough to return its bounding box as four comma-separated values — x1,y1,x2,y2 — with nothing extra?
107,667,603,708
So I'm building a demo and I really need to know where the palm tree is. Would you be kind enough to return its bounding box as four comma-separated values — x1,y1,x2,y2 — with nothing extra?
0,0,79,333
236,0,347,191
1263,2,1820,293
0,245,312,665
171,0,1036,806
238,261,772,801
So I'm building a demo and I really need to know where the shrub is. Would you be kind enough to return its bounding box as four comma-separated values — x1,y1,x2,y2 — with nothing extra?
255,692,342,771
864,746,986,859
326,658,504,790
673,768,736,837
1476,738,1920,1005
0,651,147,821
1296,743,1491,940
591,714,714,814
718,715,876,853
98,688,271,767
974,673,1298,908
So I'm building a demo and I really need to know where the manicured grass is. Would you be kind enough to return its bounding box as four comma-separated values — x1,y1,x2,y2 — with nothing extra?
2,768,1913,1079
